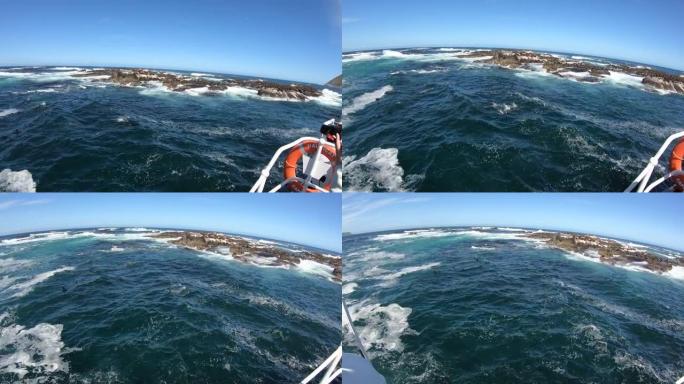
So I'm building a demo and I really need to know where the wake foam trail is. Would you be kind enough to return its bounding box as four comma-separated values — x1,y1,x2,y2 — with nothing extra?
348,299,416,353
344,148,421,192
0,320,73,379
0,108,20,118
0,169,36,192
342,85,393,116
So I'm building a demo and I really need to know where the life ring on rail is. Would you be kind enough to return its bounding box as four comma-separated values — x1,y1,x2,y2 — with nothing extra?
283,140,337,192
669,139,684,192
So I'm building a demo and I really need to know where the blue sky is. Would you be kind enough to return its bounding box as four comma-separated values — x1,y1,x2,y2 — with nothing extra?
343,0,684,70
0,194,341,253
0,0,341,84
343,193,682,252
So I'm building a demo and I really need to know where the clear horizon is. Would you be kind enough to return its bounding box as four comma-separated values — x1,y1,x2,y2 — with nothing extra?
342,194,683,253
343,0,684,72
0,194,342,253
0,0,341,85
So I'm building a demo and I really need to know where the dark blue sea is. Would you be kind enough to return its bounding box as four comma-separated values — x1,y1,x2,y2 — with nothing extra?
343,227,684,383
0,67,340,191
0,228,340,383
342,48,684,191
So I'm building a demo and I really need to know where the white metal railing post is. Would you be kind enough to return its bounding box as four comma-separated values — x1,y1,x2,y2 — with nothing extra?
300,346,342,384
342,301,370,360
625,131,684,192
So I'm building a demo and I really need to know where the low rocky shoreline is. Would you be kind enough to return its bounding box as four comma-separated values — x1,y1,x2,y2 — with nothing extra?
153,231,341,281
524,231,683,273
460,49,684,94
73,68,323,100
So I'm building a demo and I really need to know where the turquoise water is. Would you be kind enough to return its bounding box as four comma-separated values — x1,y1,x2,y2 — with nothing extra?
342,48,684,192
343,228,684,383
0,228,340,383
0,67,340,191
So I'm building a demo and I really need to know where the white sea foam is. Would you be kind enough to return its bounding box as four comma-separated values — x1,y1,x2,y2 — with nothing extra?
342,283,358,295
0,258,34,272
0,169,36,192
471,246,496,250
376,262,441,287
348,300,415,352
342,51,381,63
0,276,17,290
492,102,518,115
23,88,58,94
374,229,451,242
310,88,341,107
51,67,82,71
0,321,73,379
0,108,20,118
665,266,684,280
342,85,393,116
138,81,172,96
109,246,124,252
184,86,212,96
10,267,75,298
220,86,259,98
344,147,418,192
355,251,405,262
296,259,335,281
602,71,644,89
0,70,85,82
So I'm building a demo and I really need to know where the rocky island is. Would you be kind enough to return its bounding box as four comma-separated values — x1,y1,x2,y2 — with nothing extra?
152,231,341,281
524,231,683,273
73,68,323,100
460,49,684,95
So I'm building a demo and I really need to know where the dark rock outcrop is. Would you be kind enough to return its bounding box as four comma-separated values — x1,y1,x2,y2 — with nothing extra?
525,231,683,273
326,75,342,87
459,49,684,94
153,231,341,281
74,68,322,100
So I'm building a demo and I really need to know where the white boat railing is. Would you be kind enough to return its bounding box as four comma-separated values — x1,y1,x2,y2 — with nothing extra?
300,346,342,384
250,135,340,193
625,131,684,192
342,301,369,360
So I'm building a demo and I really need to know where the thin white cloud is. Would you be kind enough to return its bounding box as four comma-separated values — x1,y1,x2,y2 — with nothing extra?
342,194,432,230
342,17,360,24
0,199,51,211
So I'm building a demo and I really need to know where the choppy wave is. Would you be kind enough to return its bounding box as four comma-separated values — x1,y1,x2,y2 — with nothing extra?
0,108,20,117
343,147,423,192
10,266,75,298
342,85,393,116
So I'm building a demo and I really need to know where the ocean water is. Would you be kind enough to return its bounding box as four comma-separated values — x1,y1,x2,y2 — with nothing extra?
0,67,341,191
343,228,684,383
0,228,340,383
342,48,684,192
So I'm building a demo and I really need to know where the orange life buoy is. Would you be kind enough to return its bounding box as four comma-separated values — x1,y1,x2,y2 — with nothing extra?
669,139,684,192
283,140,337,192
